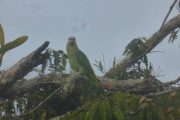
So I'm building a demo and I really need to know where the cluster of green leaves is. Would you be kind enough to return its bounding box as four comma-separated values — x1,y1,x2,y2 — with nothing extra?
94,59,105,74
168,28,179,43
53,92,139,120
40,49,68,74
52,91,180,120
48,49,68,74
117,38,153,80
0,24,28,66
123,37,148,66
95,37,153,80
94,55,108,74
123,61,154,80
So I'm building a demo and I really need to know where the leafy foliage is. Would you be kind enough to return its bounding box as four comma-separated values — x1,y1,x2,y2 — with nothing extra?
96,37,153,80
94,55,108,74
121,38,155,79
47,49,68,74
123,37,148,66
53,92,138,120
94,59,105,74
37,49,68,75
168,28,179,43
52,91,180,120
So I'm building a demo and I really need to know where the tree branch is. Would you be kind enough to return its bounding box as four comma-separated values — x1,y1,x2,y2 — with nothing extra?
4,72,180,119
105,14,180,77
0,41,50,97
8,74,162,98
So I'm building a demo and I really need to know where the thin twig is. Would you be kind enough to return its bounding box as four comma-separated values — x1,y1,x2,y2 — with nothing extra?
15,87,61,118
159,0,178,31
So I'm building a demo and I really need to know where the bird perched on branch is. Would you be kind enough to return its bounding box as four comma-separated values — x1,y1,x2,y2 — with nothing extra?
66,37,95,77
66,37,102,99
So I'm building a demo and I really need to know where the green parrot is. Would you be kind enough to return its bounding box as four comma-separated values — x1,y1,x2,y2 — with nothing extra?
66,37,95,77
66,37,102,99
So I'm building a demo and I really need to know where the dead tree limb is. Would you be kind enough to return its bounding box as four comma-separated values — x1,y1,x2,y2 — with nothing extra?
0,41,50,97
163,76,180,86
8,74,173,98
145,86,180,97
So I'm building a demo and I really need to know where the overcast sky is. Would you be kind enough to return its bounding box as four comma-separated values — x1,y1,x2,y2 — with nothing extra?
0,0,180,81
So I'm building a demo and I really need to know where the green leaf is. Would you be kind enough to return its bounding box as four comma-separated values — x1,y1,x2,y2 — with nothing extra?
112,105,124,120
85,101,99,120
0,24,5,47
0,36,28,54
104,100,112,120
98,101,107,120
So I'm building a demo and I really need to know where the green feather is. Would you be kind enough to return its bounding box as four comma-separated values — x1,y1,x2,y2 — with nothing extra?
66,37,102,100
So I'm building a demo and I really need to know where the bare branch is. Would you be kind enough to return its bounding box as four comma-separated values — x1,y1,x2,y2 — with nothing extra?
98,76,144,90
0,41,50,95
145,87,180,97
163,76,180,86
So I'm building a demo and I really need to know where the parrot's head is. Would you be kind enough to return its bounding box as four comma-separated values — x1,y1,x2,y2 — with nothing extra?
67,37,78,48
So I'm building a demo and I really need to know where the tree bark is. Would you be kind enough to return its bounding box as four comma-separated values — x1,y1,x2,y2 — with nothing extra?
0,41,50,97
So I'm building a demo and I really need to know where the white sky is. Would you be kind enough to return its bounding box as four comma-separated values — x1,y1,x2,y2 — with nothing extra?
0,0,180,81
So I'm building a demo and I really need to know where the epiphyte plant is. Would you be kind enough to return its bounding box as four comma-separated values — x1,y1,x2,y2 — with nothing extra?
0,24,28,66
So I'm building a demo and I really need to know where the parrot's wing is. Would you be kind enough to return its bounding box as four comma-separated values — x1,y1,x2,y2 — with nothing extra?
76,49,95,76
76,49,103,98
